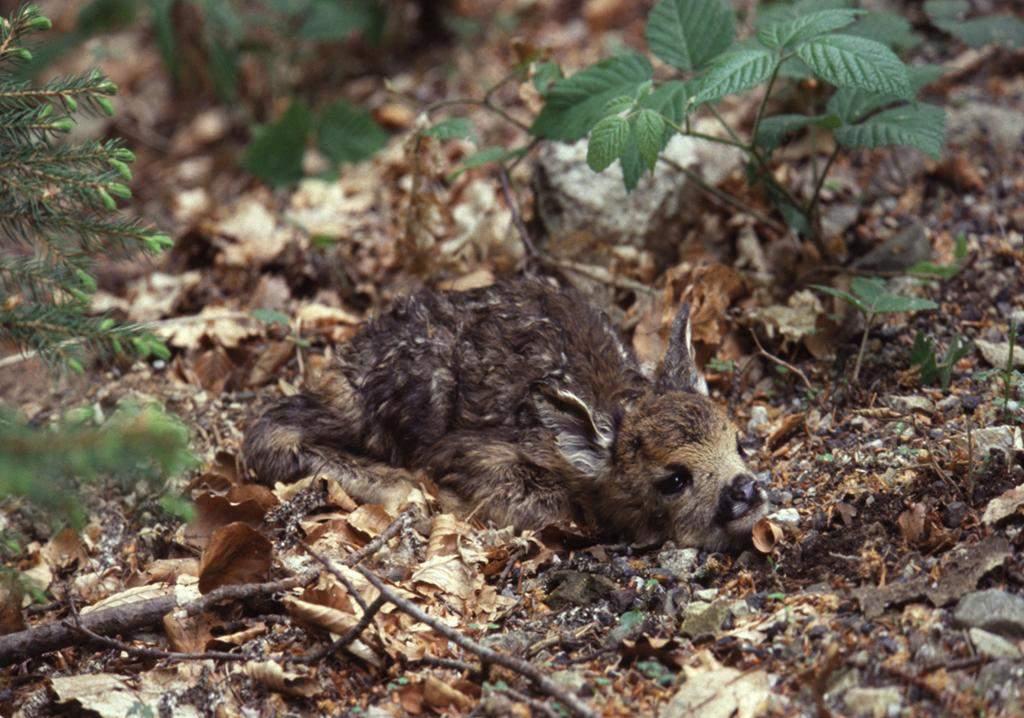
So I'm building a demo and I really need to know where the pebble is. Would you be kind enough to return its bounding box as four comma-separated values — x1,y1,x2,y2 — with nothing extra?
969,628,1023,660
843,686,902,718
954,589,1024,638
768,508,800,526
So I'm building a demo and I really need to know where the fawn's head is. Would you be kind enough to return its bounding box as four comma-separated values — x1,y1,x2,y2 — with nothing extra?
536,304,768,551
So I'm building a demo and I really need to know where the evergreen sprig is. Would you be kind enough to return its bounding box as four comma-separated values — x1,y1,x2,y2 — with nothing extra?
0,4,170,369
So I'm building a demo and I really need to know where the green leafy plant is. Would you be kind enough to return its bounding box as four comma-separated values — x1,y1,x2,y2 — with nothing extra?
814,277,938,382
907,233,968,280
533,0,948,242
976,321,1023,421
426,0,948,250
924,0,1024,49
0,401,195,529
910,332,972,391
0,4,171,369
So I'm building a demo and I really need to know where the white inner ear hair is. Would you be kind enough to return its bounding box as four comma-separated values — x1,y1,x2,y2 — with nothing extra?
684,313,710,397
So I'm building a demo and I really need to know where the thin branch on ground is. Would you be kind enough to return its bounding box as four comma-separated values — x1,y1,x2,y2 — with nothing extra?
292,595,387,665
497,164,538,258
355,564,598,718
344,509,412,566
749,329,814,393
658,156,786,234
501,685,564,718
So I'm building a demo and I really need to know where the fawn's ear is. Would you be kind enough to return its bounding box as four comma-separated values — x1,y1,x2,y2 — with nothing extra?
654,303,709,396
533,385,614,475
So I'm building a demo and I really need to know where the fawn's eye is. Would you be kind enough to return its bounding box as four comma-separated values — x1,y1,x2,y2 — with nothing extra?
655,465,693,495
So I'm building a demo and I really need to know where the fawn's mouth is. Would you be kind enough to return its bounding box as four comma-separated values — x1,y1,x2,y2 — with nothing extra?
716,475,768,526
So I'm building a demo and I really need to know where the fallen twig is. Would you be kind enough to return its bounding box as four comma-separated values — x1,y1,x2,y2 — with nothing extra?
355,564,597,718
497,165,538,258
749,329,814,393
0,571,317,667
292,595,387,665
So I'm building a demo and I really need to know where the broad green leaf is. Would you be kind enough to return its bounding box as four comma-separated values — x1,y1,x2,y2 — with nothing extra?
604,95,636,116
587,115,630,172
827,65,944,124
449,146,527,179
317,99,388,166
693,48,777,104
645,0,734,72
813,284,866,313
422,117,475,141
847,12,921,52
835,103,946,159
243,101,312,187
923,0,968,24
300,0,383,42
755,0,853,32
618,81,689,190
755,113,836,151
757,9,863,50
632,109,665,171
532,53,653,141
251,308,291,327
850,277,938,313
943,16,1024,49
532,61,563,93
797,34,910,97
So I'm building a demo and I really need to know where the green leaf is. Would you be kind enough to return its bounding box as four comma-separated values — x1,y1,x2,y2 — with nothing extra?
941,16,1024,49
422,117,475,141
850,277,938,314
693,48,777,104
835,103,946,159
796,34,910,97
603,94,636,116
532,60,563,93
757,9,864,50
618,81,689,190
755,113,835,151
243,101,312,187
449,146,527,179
587,115,630,172
251,308,291,327
632,109,665,171
531,53,653,141
300,0,381,41
813,284,866,313
645,0,735,72
846,12,921,52
317,99,388,166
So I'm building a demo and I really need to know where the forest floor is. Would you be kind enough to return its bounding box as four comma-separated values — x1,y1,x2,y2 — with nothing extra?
2,1,1024,717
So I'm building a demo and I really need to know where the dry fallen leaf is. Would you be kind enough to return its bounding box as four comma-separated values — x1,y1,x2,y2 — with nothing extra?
423,675,475,711
244,660,320,698
751,519,783,554
898,503,927,545
198,522,273,594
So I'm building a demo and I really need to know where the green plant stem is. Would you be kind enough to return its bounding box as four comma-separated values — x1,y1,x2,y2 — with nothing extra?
425,98,529,132
750,56,783,151
659,156,785,233
1004,320,1017,420
852,312,874,383
806,144,841,217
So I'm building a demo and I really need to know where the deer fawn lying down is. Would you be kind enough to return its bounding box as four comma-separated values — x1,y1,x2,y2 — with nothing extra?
243,278,767,551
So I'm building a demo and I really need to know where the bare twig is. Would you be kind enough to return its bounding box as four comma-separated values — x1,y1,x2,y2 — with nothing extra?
749,329,814,393
355,565,597,718
344,509,412,566
497,164,538,258
292,595,387,665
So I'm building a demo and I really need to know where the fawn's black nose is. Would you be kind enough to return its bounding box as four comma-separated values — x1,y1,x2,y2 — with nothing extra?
731,473,760,503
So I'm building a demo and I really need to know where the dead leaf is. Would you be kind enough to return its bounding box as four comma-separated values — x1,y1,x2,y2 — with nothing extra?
976,339,1024,370
751,519,783,553
748,290,824,344
157,307,260,349
245,660,320,698
209,197,293,267
667,652,770,718
982,485,1024,526
198,523,273,594
423,675,474,711
40,527,89,571
897,503,927,545
766,413,805,451
0,573,25,635
163,609,218,653
248,341,295,387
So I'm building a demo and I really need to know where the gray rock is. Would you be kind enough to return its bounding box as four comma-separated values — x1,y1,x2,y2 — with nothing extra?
888,395,934,413
969,627,1023,660
852,222,930,272
694,588,719,602
680,600,732,639
768,508,800,526
533,126,743,264
657,547,701,581
977,660,1024,701
954,589,1024,638
948,103,1024,154
747,405,770,433
842,686,902,718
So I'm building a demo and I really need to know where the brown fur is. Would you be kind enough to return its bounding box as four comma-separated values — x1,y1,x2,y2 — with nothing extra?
242,278,767,551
